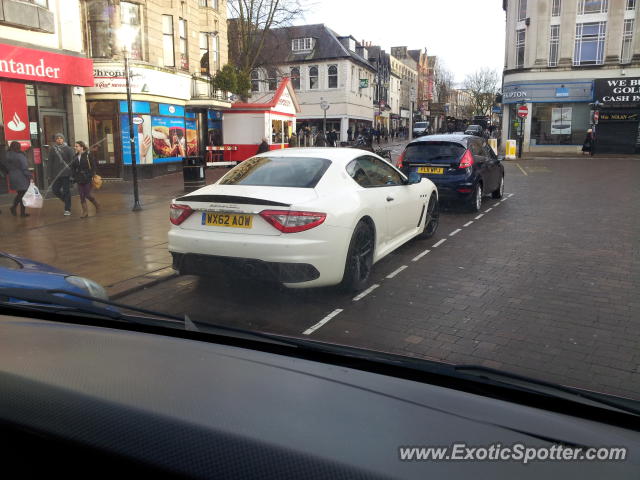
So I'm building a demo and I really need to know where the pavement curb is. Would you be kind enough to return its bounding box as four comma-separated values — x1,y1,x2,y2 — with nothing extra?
108,267,178,300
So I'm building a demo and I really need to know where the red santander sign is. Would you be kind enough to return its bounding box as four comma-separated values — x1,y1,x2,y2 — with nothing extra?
0,43,93,87
517,105,529,118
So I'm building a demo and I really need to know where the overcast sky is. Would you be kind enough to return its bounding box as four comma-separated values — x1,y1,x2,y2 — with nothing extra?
300,0,505,84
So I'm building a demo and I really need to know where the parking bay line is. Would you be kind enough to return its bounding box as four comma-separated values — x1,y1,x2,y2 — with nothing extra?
412,249,431,262
515,163,528,176
493,202,500,207
463,221,473,227
303,309,344,335
450,229,461,237
475,214,484,220
386,265,408,279
433,239,447,248
353,284,380,302
484,208,493,213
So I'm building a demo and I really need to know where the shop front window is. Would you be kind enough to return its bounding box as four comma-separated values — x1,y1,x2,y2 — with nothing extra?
530,103,590,145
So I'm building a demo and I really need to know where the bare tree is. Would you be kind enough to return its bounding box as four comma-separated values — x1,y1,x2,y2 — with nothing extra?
228,0,304,74
463,68,500,117
434,64,455,106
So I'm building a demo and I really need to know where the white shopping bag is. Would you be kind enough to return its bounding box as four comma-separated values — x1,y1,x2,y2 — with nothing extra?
22,181,44,209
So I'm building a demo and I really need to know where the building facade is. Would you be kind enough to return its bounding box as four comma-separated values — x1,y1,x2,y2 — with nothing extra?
245,24,376,143
0,0,93,192
82,0,231,178
503,0,640,154
409,48,429,122
390,47,418,131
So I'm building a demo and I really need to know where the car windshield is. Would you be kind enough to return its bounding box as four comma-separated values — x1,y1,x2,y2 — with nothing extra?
218,156,331,188
405,142,465,162
2,0,640,441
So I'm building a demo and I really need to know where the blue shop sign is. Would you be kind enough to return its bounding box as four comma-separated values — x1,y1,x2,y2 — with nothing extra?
159,104,185,117
503,81,594,103
119,100,151,114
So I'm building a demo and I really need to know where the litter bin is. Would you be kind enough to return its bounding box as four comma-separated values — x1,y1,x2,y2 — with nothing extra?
182,156,206,192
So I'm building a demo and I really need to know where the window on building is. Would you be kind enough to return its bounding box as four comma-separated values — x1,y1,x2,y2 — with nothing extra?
290,67,300,89
549,25,560,67
198,0,218,7
578,0,608,14
25,0,48,7
251,70,260,92
574,22,607,65
179,18,188,70
627,0,636,10
516,29,526,68
309,66,318,89
199,33,209,75
328,65,338,88
291,38,314,52
86,0,112,59
267,69,278,91
120,2,142,60
518,0,527,21
162,15,175,67
211,34,220,72
621,19,635,63
552,0,561,16
530,103,589,145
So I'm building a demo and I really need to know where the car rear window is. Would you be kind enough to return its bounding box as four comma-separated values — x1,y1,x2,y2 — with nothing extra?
219,156,332,188
415,122,427,128
404,142,466,162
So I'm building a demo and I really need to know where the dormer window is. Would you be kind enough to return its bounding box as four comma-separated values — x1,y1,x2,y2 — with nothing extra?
292,38,314,52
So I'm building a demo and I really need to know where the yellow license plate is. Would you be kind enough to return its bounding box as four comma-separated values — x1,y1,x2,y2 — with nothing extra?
202,212,253,229
418,167,444,174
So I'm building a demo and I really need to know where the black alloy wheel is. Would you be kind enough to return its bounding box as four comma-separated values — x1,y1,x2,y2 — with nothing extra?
341,221,375,292
418,195,440,239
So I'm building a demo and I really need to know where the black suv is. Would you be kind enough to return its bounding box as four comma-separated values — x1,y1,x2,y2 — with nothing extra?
397,134,504,212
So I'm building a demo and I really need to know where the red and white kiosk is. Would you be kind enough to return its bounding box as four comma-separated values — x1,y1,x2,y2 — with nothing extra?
221,77,300,163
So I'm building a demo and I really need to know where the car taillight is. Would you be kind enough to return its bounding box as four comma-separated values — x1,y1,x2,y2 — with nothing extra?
170,204,194,225
259,210,327,233
396,150,406,169
459,149,474,169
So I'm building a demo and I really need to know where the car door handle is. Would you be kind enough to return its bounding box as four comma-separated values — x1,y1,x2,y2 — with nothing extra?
387,196,394,202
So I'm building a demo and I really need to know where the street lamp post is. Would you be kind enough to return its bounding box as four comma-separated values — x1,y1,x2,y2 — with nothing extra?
119,26,142,211
320,98,330,140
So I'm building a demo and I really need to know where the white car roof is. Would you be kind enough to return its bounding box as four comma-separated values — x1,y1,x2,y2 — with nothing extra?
256,147,372,165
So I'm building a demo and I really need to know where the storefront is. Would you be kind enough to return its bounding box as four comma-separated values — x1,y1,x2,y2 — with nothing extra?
85,64,229,178
593,77,640,154
502,80,594,153
0,42,93,193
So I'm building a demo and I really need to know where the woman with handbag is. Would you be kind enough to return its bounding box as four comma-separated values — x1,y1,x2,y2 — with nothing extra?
72,141,100,218
4,141,32,217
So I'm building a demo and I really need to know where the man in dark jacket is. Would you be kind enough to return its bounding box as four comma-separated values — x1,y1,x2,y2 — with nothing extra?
256,137,270,154
49,133,74,215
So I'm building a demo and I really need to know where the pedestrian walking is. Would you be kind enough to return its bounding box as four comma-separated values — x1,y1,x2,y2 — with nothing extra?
2,141,32,217
257,137,270,154
582,129,594,156
375,127,381,145
49,133,74,216
347,127,353,142
382,126,389,143
315,131,327,147
72,141,100,218
288,132,298,147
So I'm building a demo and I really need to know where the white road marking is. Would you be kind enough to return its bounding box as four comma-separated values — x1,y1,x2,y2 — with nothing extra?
485,208,493,213
412,249,431,262
493,202,500,207
463,221,473,227
353,284,380,302
501,198,508,202
450,229,461,237
303,309,343,335
475,214,484,220
515,163,528,176
433,239,447,248
386,265,408,279
508,193,515,197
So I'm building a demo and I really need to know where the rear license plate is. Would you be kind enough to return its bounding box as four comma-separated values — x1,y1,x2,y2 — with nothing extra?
418,167,444,174
202,212,253,229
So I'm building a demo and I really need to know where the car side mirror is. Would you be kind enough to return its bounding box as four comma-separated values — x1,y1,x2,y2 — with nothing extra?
407,172,421,184
497,155,505,162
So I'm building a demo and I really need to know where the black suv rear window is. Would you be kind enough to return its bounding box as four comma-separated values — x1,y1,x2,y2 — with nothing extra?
219,157,331,188
404,142,466,163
